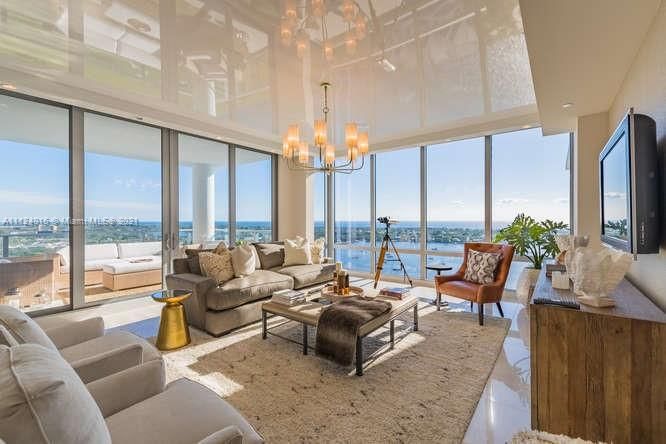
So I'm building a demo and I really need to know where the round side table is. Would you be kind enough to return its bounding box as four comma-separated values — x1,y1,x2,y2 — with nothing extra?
152,289,191,350
426,263,453,310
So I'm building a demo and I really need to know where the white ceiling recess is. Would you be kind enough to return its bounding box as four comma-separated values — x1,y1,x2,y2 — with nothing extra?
520,0,661,134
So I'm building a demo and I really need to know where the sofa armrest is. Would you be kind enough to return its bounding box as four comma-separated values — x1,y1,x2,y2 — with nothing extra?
87,359,166,418
197,426,244,444
166,273,216,330
70,343,143,384
44,317,105,350
166,272,215,292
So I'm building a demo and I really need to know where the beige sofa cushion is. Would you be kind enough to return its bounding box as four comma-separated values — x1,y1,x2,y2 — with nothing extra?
0,344,111,444
274,263,335,289
200,251,235,284
106,378,262,444
0,305,57,351
206,270,293,311
253,242,285,269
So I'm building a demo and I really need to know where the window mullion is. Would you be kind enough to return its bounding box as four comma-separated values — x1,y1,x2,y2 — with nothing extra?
484,135,492,242
420,145,427,280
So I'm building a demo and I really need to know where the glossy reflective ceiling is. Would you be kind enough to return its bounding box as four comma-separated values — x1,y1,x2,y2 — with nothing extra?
0,0,536,147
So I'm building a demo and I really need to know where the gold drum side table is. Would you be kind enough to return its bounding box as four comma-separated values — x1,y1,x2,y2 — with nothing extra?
152,289,191,350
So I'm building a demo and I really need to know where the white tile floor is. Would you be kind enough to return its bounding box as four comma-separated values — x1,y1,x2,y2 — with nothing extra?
38,285,531,443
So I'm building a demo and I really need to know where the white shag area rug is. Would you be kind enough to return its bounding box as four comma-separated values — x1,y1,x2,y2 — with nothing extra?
160,302,510,443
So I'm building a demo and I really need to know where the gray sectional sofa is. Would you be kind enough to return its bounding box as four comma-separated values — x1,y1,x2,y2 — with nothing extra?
166,242,335,336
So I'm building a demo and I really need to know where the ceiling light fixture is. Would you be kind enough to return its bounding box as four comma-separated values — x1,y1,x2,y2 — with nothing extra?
282,82,368,175
0,83,16,90
562,102,574,109
280,0,370,63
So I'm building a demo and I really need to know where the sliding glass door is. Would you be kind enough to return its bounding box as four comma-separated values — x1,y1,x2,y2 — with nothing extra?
0,95,70,313
0,91,278,314
178,134,229,251
83,113,163,303
235,148,273,243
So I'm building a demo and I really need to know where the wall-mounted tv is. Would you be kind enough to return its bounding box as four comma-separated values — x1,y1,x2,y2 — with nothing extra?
599,109,659,254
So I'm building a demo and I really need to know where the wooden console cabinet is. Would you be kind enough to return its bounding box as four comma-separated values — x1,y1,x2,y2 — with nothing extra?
530,270,666,443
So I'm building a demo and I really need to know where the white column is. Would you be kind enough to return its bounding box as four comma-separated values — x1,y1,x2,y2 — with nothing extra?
192,163,215,244
192,77,217,117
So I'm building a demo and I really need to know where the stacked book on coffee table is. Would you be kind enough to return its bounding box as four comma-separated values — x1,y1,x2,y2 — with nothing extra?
379,287,411,300
271,289,306,306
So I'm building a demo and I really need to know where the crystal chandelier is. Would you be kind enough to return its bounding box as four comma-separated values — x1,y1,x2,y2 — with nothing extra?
282,82,368,174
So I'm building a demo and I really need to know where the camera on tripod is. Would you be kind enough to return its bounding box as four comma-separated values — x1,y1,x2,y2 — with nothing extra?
373,216,412,289
377,216,399,226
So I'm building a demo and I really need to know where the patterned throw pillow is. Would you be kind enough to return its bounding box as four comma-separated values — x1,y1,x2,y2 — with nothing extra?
199,251,235,284
463,250,501,285
310,238,326,264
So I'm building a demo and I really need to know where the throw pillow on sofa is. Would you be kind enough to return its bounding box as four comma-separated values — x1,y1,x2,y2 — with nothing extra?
310,237,326,264
0,305,58,350
184,248,214,275
213,241,228,255
463,249,501,285
284,237,312,266
231,245,256,278
199,251,235,284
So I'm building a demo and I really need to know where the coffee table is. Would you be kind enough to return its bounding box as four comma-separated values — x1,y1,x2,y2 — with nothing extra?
261,290,418,376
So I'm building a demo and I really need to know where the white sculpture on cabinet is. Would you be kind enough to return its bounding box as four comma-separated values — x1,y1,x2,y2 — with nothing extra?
570,246,633,307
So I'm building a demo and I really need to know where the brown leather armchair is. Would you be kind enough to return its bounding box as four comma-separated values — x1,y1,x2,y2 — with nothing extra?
434,242,515,325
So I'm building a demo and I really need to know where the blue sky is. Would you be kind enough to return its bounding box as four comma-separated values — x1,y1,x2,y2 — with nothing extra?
0,140,273,223
0,128,570,226
335,128,571,224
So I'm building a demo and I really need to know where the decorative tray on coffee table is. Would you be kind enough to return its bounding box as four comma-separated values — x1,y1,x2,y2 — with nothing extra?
317,285,365,303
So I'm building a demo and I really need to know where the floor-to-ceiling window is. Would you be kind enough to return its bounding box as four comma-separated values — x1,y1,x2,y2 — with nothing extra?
426,137,485,279
83,113,163,303
235,148,273,243
375,147,421,278
0,95,70,313
492,128,571,285
178,135,229,249
0,91,278,314
492,128,571,232
313,172,326,240
334,158,372,272
333,128,572,284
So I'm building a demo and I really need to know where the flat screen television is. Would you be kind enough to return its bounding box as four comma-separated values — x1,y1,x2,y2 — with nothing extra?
599,109,659,254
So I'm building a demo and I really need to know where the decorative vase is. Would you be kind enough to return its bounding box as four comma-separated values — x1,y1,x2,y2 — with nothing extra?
516,267,541,304
571,246,632,307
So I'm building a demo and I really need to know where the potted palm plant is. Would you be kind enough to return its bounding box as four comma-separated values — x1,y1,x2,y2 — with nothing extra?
494,214,568,303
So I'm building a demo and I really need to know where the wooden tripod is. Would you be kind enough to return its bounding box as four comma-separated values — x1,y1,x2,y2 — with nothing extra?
373,231,414,289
